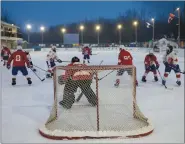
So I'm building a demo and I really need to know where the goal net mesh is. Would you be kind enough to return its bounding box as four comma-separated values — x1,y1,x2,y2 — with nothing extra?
39,65,153,140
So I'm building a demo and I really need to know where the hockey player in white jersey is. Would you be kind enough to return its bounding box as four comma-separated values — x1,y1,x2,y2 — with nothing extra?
25,51,36,72
46,46,62,78
162,45,181,86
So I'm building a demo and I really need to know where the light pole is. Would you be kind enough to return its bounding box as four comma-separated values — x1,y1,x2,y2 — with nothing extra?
176,8,180,47
26,24,32,43
40,26,45,44
133,21,138,44
117,24,122,45
61,28,66,44
151,18,155,41
79,25,84,45
95,25,101,45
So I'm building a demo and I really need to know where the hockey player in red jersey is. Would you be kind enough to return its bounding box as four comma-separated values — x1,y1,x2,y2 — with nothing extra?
82,46,91,64
7,45,32,85
1,45,11,66
141,53,160,82
58,56,97,109
162,45,181,86
114,48,138,87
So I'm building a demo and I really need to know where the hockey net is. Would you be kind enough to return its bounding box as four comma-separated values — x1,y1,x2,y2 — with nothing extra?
39,65,153,140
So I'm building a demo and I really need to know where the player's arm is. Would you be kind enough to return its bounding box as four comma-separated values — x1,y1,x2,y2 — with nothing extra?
1,49,4,57
144,56,150,70
8,49,11,56
172,53,178,65
154,55,160,69
7,53,14,69
118,52,122,65
23,53,30,67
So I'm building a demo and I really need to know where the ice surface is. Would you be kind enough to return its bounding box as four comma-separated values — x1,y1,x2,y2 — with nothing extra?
1,48,184,143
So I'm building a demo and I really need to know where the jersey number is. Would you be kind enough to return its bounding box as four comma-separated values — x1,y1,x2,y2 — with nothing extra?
123,56,130,60
15,55,21,61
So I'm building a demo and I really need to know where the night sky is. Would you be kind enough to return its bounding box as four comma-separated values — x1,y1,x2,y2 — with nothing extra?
1,1,184,31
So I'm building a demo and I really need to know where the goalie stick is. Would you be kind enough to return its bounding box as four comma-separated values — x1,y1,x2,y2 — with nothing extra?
75,60,104,102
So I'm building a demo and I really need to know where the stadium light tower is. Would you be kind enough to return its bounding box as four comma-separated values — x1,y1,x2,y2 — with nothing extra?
40,26,45,44
133,21,138,43
95,25,101,45
176,7,180,47
79,25,84,44
117,24,122,45
61,28,66,44
26,24,32,43
151,18,155,41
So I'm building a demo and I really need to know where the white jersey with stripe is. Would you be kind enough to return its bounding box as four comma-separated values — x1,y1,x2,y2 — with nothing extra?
163,51,178,65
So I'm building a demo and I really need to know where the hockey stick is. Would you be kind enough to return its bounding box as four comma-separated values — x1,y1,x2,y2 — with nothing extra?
98,70,115,81
157,69,173,90
30,68,45,82
75,60,104,102
33,65,48,72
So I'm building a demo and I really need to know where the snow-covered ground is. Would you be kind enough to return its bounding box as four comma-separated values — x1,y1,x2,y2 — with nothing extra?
1,48,184,143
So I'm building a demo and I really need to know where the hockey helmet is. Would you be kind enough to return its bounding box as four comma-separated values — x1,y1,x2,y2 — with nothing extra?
71,56,80,63
167,45,173,54
51,46,56,52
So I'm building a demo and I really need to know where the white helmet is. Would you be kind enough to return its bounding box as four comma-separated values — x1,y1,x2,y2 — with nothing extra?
51,45,56,52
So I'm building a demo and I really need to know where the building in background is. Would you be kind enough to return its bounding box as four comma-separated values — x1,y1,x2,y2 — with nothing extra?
1,21,23,49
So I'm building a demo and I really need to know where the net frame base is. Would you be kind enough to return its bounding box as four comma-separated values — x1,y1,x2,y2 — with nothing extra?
39,65,154,140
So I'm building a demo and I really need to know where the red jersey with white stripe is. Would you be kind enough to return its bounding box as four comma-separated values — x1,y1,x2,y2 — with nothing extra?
118,49,133,65
62,62,93,81
82,47,91,55
7,50,29,67
144,54,159,66
1,47,11,57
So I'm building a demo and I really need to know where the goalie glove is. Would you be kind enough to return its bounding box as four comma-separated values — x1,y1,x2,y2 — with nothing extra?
57,59,62,63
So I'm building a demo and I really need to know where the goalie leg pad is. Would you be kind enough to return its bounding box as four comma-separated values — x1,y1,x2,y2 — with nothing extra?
79,80,97,106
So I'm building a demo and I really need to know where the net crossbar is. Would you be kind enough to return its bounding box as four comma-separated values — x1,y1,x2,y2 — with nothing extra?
39,65,154,140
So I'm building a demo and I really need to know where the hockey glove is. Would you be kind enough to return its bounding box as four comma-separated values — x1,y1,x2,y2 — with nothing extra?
156,65,159,70
57,59,62,63
145,65,151,71
163,61,168,67
27,64,31,68
7,64,11,69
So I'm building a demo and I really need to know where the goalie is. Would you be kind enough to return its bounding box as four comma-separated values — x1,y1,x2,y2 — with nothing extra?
58,56,97,109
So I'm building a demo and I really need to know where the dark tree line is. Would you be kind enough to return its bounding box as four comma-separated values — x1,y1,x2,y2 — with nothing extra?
2,4,185,44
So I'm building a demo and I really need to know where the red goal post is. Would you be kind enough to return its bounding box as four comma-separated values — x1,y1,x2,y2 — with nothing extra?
39,65,154,140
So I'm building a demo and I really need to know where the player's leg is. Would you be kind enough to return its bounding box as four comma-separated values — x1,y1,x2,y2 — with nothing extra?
87,55,90,63
114,69,124,87
60,79,78,109
3,56,9,66
83,55,87,64
174,64,181,86
142,66,150,82
11,67,18,85
151,65,158,81
162,66,171,85
126,68,138,86
20,66,32,85
80,80,97,106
